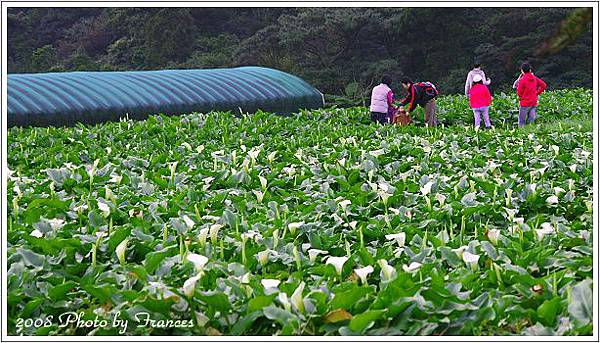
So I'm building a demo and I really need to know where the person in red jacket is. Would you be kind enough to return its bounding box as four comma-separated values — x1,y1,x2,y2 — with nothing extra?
516,63,547,127
468,74,492,129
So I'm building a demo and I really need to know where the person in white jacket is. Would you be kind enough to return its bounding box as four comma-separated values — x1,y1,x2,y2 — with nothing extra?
465,62,491,96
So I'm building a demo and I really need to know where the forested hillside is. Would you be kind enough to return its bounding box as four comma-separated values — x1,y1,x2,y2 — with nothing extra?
7,7,592,96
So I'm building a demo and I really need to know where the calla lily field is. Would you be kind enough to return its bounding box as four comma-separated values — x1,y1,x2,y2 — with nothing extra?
6,89,593,336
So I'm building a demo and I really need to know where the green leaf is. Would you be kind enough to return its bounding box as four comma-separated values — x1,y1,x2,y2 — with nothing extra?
88,210,105,228
480,241,498,260
107,226,132,253
536,296,562,327
231,311,263,335
48,281,78,302
263,305,294,324
15,248,45,267
348,309,386,333
21,298,44,318
198,291,231,313
222,209,238,228
329,285,370,310
568,278,592,328
523,322,554,335
439,247,461,267
248,295,275,313
460,192,478,207
144,246,177,274
81,284,113,304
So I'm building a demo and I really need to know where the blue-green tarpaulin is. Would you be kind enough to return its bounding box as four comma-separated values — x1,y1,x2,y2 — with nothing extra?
7,66,324,127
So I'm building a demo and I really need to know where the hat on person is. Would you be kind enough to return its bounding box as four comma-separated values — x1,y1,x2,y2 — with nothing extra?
473,74,483,83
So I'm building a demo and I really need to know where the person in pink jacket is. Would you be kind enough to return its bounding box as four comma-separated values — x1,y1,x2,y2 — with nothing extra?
468,74,492,129
465,62,491,97
369,74,397,124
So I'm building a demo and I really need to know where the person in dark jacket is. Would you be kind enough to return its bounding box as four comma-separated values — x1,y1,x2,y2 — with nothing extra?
516,63,547,127
399,77,439,127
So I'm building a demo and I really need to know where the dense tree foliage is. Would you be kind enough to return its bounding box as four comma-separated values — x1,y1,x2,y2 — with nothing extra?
7,7,592,96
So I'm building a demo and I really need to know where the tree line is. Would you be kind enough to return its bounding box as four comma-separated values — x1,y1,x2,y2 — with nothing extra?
7,7,593,99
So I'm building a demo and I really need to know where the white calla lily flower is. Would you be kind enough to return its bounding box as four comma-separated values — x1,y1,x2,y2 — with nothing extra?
241,231,259,243
567,179,575,190
209,224,223,243
109,174,123,184
256,249,273,266
277,292,292,312
30,229,43,238
240,272,250,284
339,200,352,211
528,183,537,194
183,215,195,229
248,147,261,160
385,233,406,247
462,251,480,271
546,195,559,205
308,249,328,263
581,150,591,159
535,223,554,241
97,200,111,215
369,149,385,157
554,187,566,195
261,279,281,290
258,175,268,189
288,222,304,235
183,274,202,297
326,256,349,275
116,238,129,265
198,228,209,246
291,282,305,313
402,262,422,273
435,193,446,206
420,181,434,196
452,246,467,258
378,259,397,282
186,253,209,272
487,229,501,245
48,218,65,230
378,190,391,205
168,161,178,175
393,247,405,258
354,266,374,285
253,190,265,203
378,182,390,193
195,311,209,327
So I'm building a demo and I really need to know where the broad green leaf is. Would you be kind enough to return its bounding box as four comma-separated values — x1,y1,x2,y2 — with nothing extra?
568,278,592,328
329,285,370,310
348,309,386,333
